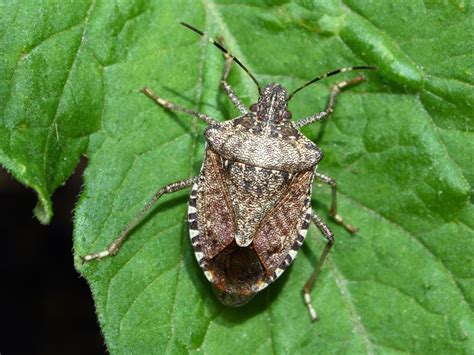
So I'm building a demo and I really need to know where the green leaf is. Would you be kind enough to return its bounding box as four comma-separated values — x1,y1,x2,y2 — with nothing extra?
0,2,102,223
2,1,473,353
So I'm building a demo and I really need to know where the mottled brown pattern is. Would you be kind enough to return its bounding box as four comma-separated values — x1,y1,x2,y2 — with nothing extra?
194,149,314,304
196,149,235,260
193,150,314,304
253,170,314,273
225,161,292,247
205,116,323,172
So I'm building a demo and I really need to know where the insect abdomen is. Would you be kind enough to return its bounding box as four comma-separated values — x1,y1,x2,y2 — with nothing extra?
208,240,265,307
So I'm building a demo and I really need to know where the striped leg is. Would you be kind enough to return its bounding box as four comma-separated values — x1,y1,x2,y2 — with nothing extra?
315,172,358,233
141,87,217,125
294,75,366,129
302,212,334,322
82,177,198,262
221,54,249,115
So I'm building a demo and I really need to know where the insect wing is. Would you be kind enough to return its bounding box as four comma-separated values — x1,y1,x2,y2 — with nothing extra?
253,170,313,279
190,148,236,265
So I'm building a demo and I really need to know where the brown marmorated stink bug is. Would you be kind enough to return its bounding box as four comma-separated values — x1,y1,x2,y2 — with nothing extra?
83,22,376,321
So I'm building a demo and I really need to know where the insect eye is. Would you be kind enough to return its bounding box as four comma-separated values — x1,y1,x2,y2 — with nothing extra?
250,103,258,112
283,111,292,120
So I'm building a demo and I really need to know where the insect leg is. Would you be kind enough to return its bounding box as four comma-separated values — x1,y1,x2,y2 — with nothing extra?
221,54,249,115
315,172,358,233
142,87,217,125
82,177,198,262
302,212,334,322
294,75,366,128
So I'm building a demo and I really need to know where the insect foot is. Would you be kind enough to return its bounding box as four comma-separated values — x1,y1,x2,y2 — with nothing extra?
82,22,375,322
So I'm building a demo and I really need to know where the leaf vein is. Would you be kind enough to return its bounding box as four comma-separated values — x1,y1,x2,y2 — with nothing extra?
337,190,472,309
41,0,97,189
116,264,180,342
165,5,211,349
416,94,471,190
325,255,375,354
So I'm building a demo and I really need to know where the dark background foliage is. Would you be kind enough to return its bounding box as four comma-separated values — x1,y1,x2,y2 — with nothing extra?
0,162,103,354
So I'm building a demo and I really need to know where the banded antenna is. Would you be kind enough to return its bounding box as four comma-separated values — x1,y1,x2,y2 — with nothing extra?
288,65,377,101
180,22,262,93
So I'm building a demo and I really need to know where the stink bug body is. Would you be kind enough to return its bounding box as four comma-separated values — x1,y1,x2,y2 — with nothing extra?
83,23,376,321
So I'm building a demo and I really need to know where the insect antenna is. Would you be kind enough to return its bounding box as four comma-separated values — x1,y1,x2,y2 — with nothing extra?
288,65,377,101
180,22,262,93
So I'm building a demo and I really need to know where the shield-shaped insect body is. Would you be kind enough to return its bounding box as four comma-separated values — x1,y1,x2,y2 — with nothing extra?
83,22,375,321
188,84,322,306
